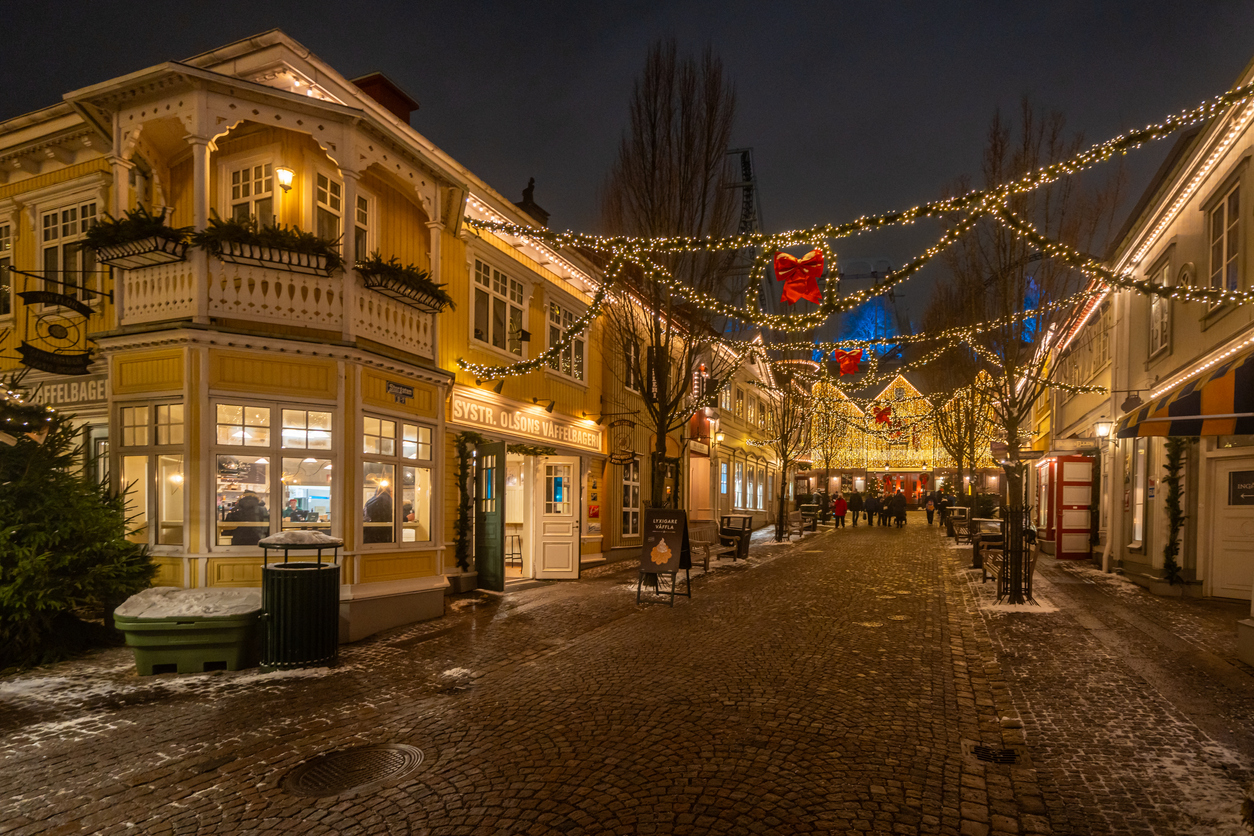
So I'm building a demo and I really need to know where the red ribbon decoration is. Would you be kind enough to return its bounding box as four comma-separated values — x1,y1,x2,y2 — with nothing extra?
832,348,863,375
775,249,824,305
874,406,892,424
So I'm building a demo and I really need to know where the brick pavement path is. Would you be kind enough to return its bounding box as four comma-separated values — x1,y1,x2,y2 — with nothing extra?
0,515,1248,835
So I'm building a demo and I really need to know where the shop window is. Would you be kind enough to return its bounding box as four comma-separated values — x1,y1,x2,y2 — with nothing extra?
118,401,183,547
281,409,333,449
734,462,744,508
473,259,524,355
315,173,342,243
41,201,97,301
548,301,586,382
230,163,274,225
621,459,640,536
545,463,573,515
0,223,11,317
720,462,728,495
361,414,433,544
216,403,271,447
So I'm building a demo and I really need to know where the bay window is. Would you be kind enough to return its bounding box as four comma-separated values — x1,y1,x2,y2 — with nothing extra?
361,415,434,545
118,402,184,547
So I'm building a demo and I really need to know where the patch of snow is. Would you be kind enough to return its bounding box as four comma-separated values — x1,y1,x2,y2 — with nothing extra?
441,668,472,678
258,530,343,546
115,587,262,619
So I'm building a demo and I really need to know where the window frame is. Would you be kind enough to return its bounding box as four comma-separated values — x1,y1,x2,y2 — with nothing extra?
209,398,339,550
223,153,277,227
314,169,344,246
39,200,100,305
734,461,744,508
620,458,640,537
546,293,588,384
471,255,528,360
0,221,11,319
353,190,374,258
1207,182,1241,310
1128,437,1149,551
1148,256,1172,358
115,399,186,550
720,461,728,495
622,338,642,392
360,411,436,548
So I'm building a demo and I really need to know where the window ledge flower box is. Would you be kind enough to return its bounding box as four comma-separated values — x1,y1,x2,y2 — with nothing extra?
357,254,455,314
95,236,189,269
216,241,334,277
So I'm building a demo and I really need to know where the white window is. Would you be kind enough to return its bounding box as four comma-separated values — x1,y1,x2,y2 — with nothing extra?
118,401,184,548
746,397,756,425
545,462,573,515
623,339,641,392
41,201,98,301
735,388,745,418
315,172,342,243
548,300,586,381
473,259,524,355
746,466,755,510
757,467,765,510
1209,184,1239,306
1149,262,1170,356
720,461,728,494
734,462,744,508
362,415,434,545
354,194,370,257
719,387,732,411
757,398,767,429
229,163,274,225
621,459,640,536
0,223,11,318
1130,437,1149,548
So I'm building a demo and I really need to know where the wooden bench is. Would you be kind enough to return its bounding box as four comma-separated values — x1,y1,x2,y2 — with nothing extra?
786,511,807,540
688,520,738,570
981,546,1039,598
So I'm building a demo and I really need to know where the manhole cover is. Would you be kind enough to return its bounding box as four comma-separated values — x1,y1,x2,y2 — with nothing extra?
888,615,911,621
283,744,424,797
972,745,1020,764
854,621,884,628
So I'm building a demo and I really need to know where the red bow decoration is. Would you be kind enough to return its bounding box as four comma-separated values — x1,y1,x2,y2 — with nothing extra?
874,406,892,424
775,249,824,305
832,349,863,375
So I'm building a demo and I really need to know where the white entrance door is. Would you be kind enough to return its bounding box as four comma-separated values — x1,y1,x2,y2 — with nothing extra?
1210,458,1254,599
535,456,580,579
688,456,712,521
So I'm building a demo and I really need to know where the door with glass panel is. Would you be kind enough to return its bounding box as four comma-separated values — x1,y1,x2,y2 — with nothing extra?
535,456,580,579
474,442,507,591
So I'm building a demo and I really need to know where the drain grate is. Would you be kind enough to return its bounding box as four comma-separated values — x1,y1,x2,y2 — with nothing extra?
283,744,424,797
971,744,1020,765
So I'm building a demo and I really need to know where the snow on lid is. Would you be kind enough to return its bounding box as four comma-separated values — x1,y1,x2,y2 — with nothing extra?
258,530,344,546
115,586,263,619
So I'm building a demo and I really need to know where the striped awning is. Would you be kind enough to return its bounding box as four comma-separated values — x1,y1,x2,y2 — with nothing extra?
1115,345,1254,438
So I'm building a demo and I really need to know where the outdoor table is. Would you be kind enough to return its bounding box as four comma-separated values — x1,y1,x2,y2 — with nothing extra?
719,514,753,561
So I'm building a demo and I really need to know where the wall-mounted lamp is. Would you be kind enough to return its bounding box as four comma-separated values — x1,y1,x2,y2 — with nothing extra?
1094,420,1113,439
275,166,294,193
533,397,556,414
715,431,725,443
492,380,504,395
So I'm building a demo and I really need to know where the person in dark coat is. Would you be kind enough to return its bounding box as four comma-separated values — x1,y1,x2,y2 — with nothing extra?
225,491,268,546
879,491,893,526
924,491,937,526
864,493,880,525
364,484,394,543
848,490,864,527
891,490,908,528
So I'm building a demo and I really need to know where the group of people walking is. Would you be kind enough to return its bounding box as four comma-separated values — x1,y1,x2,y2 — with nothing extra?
827,489,951,529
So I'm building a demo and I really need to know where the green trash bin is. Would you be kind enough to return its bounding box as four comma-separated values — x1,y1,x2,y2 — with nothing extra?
259,534,343,672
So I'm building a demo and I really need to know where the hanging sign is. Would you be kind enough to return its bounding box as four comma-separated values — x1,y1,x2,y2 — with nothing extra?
639,508,690,573
17,291,93,318
18,343,92,376
609,419,636,465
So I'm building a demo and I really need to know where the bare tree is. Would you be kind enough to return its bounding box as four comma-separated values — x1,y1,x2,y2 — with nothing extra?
938,99,1124,602
759,368,811,541
600,40,745,508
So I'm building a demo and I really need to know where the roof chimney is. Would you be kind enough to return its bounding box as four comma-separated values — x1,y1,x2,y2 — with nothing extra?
351,72,419,125
513,178,550,228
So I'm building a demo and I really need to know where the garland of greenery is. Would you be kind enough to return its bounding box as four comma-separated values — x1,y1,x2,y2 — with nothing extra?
191,212,345,272
1161,436,1191,587
507,443,558,456
83,205,190,251
356,251,455,311
454,430,487,572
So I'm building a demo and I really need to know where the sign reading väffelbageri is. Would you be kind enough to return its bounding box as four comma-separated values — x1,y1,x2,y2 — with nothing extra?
450,387,603,452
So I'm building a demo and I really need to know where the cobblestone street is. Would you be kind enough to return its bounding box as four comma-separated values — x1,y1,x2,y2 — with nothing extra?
2,515,1252,835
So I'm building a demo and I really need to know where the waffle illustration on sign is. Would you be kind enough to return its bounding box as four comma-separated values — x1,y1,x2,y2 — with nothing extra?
649,538,672,566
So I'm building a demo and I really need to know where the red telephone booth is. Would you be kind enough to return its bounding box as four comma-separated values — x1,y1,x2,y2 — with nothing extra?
1035,454,1094,560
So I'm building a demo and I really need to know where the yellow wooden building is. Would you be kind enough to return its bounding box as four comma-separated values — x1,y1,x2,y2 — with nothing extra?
0,30,607,640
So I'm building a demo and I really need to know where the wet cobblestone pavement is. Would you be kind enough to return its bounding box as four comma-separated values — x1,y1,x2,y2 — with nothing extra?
2,515,1251,835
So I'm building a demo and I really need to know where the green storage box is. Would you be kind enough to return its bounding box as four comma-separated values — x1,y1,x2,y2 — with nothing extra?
114,588,262,675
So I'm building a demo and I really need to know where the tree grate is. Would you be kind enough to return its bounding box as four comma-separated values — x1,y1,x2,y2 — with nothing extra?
971,745,1019,764
283,744,424,797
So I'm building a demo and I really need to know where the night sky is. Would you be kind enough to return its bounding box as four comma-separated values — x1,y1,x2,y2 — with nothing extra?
7,1,1254,319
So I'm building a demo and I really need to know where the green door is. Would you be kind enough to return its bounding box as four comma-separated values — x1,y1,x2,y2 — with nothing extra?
475,441,507,592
